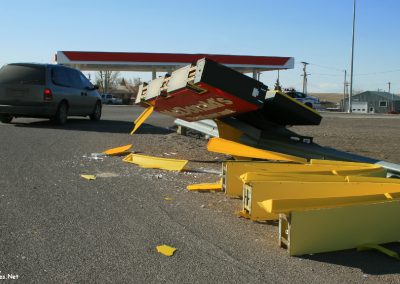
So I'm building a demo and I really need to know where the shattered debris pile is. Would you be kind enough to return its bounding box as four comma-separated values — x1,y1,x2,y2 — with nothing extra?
104,58,400,259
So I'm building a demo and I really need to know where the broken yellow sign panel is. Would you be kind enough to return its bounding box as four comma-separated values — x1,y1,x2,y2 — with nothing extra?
123,153,188,171
130,106,154,135
80,174,96,180
208,138,307,164
187,179,223,191
241,172,398,184
310,159,386,177
222,160,385,197
283,200,400,256
260,192,400,214
156,245,177,256
240,172,350,183
243,178,400,221
103,144,132,155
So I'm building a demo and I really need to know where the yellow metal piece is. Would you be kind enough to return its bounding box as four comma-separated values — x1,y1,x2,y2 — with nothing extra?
156,245,177,257
346,175,400,183
103,144,132,155
130,106,154,135
208,138,307,164
214,120,244,142
240,172,349,183
123,153,188,171
280,200,400,256
80,174,96,180
384,193,394,199
243,177,400,221
187,179,223,191
357,244,400,261
309,159,387,176
241,172,399,184
222,160,386,197
260,192,400,214
236,210,251,219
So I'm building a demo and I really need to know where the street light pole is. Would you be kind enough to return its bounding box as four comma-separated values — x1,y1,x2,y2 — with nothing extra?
349,0,356,113
343,69,347,111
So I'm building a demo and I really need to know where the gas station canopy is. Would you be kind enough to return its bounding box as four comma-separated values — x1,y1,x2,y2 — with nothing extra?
56,51,294,78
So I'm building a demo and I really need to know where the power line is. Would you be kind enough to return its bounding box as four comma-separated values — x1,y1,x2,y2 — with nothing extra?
312,73,343,77
308,63,344,72
297,58,400,75
296,62,343,72
297,63,400,76
354,69,400,76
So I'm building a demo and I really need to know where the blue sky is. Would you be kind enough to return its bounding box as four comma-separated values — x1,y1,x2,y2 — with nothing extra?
1,0,399,93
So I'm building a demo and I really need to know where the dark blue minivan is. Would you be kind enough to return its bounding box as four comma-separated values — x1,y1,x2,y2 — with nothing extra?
0,63,102,124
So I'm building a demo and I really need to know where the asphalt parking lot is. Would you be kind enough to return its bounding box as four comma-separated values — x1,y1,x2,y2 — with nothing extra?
0,105,399,283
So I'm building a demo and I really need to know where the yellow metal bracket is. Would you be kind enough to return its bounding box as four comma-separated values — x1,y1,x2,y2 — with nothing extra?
222,160,385,198
187,179,223,191
123,153,188,171
280,200,400,256
130,106,154,135
103,144,132,156
242,176,400,221
259,192,400,214
207,138,306,164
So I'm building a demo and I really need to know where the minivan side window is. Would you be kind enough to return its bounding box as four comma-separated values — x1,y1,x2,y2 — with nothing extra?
52,67,71,87
78,72,93,89
68,70,85,89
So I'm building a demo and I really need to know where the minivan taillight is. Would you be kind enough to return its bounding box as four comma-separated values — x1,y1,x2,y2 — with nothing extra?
44,88,53,101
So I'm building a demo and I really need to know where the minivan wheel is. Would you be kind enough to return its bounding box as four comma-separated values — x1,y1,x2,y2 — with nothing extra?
0,114,13,123
90,102,102,121
54,102,68,125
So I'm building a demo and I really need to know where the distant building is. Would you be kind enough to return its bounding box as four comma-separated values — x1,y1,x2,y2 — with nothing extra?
110,84,132,104
109,80,139,104
341,91,400,114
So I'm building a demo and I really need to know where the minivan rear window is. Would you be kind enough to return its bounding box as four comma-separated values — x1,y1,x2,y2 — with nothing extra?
0,64,45,85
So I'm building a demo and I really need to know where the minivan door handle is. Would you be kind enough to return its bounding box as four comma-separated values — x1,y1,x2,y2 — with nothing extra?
81,92,87,96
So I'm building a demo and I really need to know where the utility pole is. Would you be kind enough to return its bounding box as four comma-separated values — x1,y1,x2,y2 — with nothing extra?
301,62,309,94
343,70,347,111
274,70,282,91
349,0,356,113
388,82,394,112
